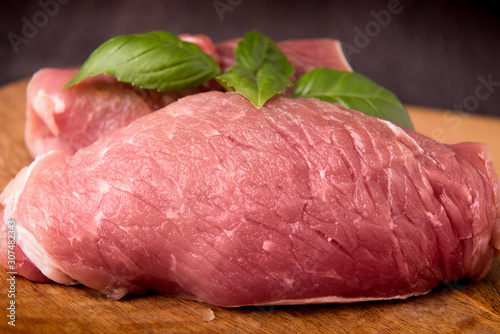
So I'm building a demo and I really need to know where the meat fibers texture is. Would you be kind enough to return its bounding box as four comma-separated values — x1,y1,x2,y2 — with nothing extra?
1,92,499,307
25,37,352,158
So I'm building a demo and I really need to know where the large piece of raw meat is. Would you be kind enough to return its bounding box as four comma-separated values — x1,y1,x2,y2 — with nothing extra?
1,92,498,307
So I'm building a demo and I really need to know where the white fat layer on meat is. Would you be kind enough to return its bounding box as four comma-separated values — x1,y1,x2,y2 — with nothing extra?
98,146,111,159
282,276,295,288
98,180,111,194
245,290,430,307
34,90,65,136
170,254,177,271
334,40,353,72
1,152,50,215
171,109,193,117
0,151,76,284
350,131,365,151
426,211,443,227
54,95,65,113
384,168,396,230
17,224,76,284
262,240,274,252
382,120,424,154
94,210,105,224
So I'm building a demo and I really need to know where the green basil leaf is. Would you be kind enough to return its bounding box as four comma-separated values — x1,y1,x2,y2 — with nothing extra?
63,31,220,92
293,68,414,129
217,31,294,108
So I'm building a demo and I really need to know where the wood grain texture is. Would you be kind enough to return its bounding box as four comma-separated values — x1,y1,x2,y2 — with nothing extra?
0,79,499,333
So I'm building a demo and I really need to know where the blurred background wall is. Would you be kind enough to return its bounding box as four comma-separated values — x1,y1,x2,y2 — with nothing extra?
1,0,499,116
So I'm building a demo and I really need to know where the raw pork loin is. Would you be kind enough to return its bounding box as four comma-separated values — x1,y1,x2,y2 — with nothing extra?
215,38,352,80
2,92,498,307
25,37,352,157
25,34,222,157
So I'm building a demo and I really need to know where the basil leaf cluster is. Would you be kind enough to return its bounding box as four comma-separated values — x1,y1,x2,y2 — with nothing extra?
64,31,220,92
64,30,413,129
218,31,294,108
294,68,414,129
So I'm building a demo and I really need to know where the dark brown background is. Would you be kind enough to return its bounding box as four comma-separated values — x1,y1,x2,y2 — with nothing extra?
1,0,499,116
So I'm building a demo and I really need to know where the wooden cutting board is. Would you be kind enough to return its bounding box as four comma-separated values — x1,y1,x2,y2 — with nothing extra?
0,79,499,333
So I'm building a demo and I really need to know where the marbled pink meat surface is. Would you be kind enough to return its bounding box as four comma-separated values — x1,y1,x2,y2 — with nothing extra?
2,92,498,306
